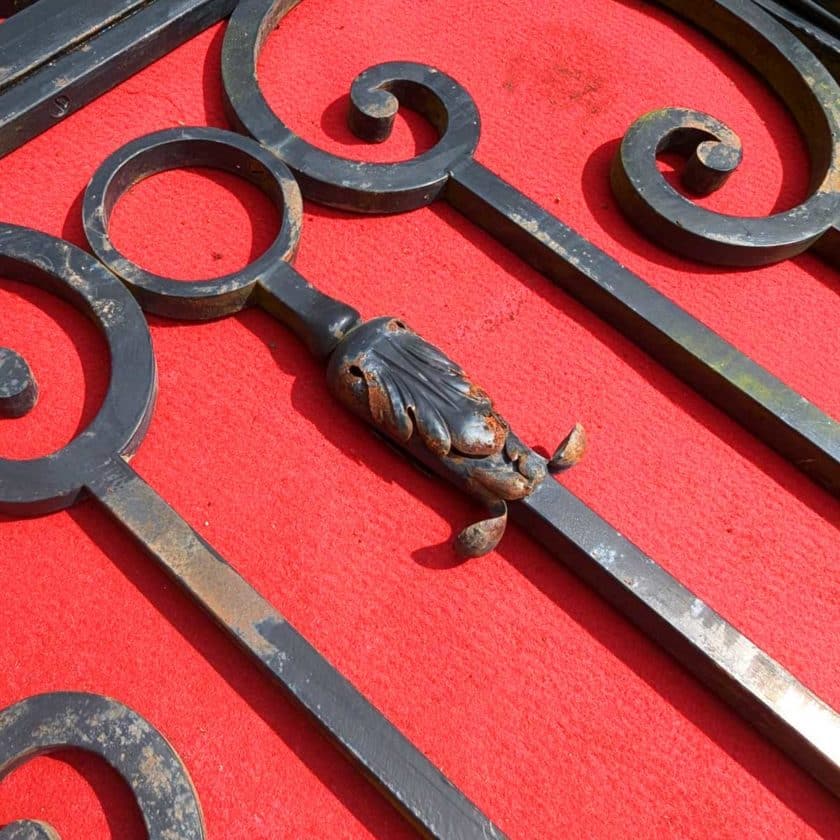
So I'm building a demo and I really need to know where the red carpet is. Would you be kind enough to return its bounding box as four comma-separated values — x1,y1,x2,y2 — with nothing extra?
0,1,838,837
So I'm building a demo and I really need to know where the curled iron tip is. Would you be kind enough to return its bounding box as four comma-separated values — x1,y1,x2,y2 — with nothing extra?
0,347,38,419
455,501,508,558
682,137,742,196
548,423,586,473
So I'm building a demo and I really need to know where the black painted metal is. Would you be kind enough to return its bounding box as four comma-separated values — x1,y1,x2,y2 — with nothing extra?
0,692,205,839
0,0,235,159
752,0,840,80
0,223,504,839
79,127,840,800
513,477,840,799
612,0,840,267
220,1,840,498
0,1,147,90
0,347,37,418
84,127,363,355
1,0,837,822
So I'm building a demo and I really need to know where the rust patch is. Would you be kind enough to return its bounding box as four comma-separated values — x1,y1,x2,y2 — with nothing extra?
327,317,585,557
549,423,587,472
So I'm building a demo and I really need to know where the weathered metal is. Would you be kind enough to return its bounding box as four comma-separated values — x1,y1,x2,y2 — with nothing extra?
0,0,236,159
0,819,59,840
79,126,840,800
2,0,838,827
326,315,584,555
611,0,840,267
0,222,504,839
0,348,37,419
752,0,840,81
0,692,205,839
220,1,840,499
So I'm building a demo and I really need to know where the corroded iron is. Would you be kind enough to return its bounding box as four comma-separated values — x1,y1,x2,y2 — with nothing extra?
0,222,504,839
220,0,840,499
0,348,37,419
83,127,579,554
326,316,584,555
79,126,840,800
0,692,204,839
612,0,840,267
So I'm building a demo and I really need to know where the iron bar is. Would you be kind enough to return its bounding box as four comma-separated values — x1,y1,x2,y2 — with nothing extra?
0,0,235,159
512,475,840,798
79,125,840,801
0,221,505,840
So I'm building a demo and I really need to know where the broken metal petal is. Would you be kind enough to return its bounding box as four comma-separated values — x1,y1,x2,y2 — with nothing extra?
548,422,587,473
455,501,508,558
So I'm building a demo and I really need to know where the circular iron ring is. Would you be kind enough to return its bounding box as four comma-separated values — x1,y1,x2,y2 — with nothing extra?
0,225,155,516
83,126,303,320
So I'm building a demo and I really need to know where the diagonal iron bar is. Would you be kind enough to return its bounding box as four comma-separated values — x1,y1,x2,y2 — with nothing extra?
0,0,236,159
750,0,840,81
220,0,840,499
78,125,840,802
514,476,840,798
0,220,506,840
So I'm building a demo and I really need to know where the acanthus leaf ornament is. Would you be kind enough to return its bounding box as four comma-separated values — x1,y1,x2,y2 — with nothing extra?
326,316,584,556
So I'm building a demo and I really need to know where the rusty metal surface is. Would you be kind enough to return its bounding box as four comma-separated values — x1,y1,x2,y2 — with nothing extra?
0,692,205,839
0,820,60,840
83,129,581,558
76,123,840,801
515,476,840,800
220,0,840,499
326,316,581,555
0,225,156,516
1,223,504,838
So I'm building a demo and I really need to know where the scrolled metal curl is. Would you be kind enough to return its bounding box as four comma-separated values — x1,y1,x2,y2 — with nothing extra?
221,1,480,213
0,224,156,517
0,692,204,840
611,0,840,266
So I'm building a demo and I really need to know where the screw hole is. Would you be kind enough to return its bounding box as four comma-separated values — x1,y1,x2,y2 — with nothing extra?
51,95,70,119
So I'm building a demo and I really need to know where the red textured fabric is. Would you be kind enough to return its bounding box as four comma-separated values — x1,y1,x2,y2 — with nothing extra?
1,1,838,837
